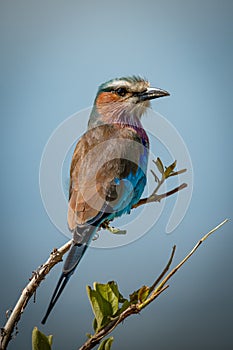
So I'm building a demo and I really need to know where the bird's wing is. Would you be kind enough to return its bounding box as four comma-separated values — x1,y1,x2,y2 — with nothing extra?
68,124,147,230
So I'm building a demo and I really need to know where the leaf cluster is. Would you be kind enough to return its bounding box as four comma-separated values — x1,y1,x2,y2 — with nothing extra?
152,158,186,182
85,280,163,350
86,281,129,333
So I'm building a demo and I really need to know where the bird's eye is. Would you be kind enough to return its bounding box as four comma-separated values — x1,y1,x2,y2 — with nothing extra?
115,87,127,97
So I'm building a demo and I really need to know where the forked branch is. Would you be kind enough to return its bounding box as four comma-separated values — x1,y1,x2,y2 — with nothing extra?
78,219,228,350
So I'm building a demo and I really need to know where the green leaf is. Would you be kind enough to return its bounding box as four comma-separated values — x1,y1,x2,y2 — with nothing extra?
155,158,164,174
129,285,150,305
47,335,53,347
87,285,109,331
164,160,177,178
87,282,122,332
129,290,139,304
32,327,53,350
95,281,119,315
97,337,114,350
93,317,98,332
138,285,150,303
118,290,127,304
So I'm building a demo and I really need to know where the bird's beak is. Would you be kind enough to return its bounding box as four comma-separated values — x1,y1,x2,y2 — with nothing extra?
137,87,170,102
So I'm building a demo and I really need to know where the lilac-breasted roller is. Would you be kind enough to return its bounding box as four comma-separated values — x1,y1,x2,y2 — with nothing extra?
41,76,169,324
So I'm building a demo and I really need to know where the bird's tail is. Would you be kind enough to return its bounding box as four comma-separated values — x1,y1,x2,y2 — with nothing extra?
41,225,96,324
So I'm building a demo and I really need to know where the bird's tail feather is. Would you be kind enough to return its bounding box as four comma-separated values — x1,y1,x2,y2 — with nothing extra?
41,225,96,324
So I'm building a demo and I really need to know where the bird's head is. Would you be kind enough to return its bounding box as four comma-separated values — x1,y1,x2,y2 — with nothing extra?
88,76,169,127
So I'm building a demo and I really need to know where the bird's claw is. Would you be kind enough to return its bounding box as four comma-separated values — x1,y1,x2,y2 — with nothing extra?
104,224,127,235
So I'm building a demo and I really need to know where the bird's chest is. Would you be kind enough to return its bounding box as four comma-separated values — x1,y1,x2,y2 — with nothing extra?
109,126,149,216
122,124,149,174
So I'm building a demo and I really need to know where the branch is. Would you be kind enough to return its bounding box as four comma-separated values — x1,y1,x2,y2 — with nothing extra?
132,183,187,209
0,241,72,350
133,159,187,209
153,218,229,294
0,158,186,349
78,219,228,350
148,245,176,293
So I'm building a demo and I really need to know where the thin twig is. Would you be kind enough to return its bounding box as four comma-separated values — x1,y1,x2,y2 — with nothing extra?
149,245,176,294
132,183,187,209
154,219,229,294
78,219,228,350
0,241,72,350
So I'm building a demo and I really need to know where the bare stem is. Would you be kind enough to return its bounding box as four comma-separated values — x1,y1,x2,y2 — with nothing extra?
0,241,72,350
132,183,187,209
149,245,176,294
154,219,229,294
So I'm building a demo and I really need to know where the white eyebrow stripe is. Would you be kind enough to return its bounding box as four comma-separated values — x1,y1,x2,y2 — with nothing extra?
107,80,150,92
108,81,131,88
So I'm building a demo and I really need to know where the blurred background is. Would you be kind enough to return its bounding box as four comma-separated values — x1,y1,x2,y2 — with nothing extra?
0,1,232,349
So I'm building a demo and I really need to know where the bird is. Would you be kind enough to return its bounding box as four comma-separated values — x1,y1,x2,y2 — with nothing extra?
41,76,169,324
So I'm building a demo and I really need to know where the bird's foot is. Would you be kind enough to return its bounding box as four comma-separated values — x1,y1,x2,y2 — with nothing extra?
104,223,127,235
